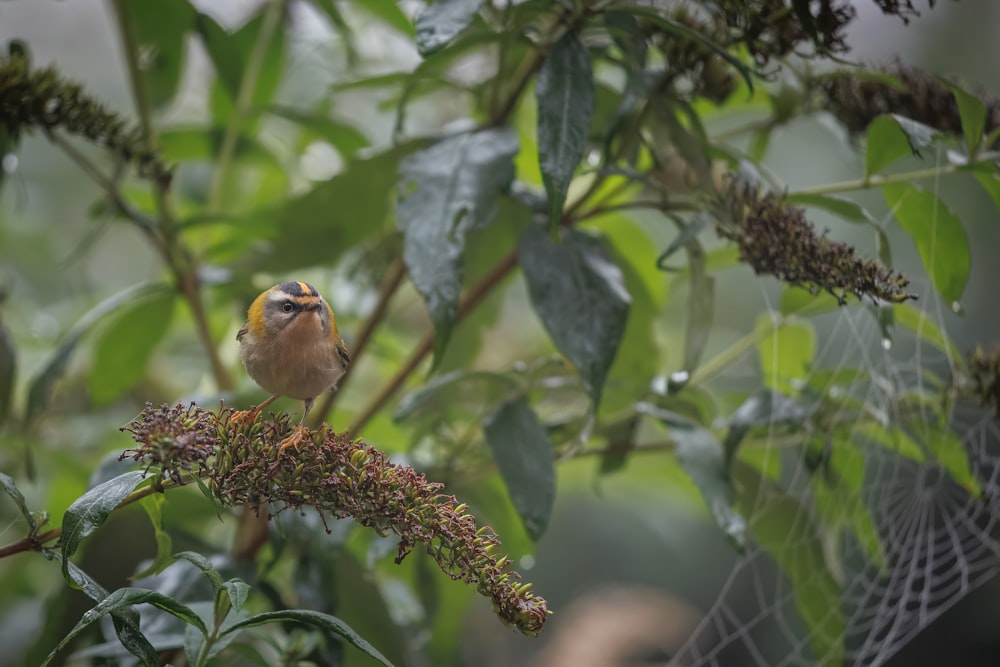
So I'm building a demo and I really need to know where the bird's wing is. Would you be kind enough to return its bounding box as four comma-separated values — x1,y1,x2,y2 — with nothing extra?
336,336,351,366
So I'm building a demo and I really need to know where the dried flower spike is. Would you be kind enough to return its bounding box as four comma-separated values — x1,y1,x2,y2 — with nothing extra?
119,402,217,486
717,182,916,305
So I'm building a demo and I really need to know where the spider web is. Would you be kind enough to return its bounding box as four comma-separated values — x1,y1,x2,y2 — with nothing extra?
673,281,1000,666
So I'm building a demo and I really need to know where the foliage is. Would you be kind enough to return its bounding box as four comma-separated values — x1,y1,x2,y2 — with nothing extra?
1,0,998,665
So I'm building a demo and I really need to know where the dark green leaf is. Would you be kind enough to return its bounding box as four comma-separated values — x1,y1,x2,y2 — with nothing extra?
394,370,520,422
415,0,484,55
723,391,810,461
61,471,148,584
27,284,162,420
656,213,710,270
518,225,631,407
482,398,556,540
265,104,369,158
123,0,195,108
882,183,970,304
88,288,175,405
173,551,227,595
941,79,987,152
242,144,417,274
536,30,595,230
0,314,14,425
222,609,394,667
638,404,745,548
43,587,206,666
605,6,755,92
756,316,816,396
397,128,518,362
0,472,35,528
732,461,845,665
784,192,876,226
224,581,251,614
50,557,159,667
195,8,286,108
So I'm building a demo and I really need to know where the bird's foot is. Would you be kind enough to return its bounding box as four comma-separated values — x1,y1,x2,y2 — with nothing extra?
277,424,308,454
229,407,260,428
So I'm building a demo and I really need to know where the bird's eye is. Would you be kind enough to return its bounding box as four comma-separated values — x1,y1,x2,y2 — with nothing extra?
282,301,295,313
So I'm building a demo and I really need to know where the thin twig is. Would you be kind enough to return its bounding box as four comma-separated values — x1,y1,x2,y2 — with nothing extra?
346,253,519,435
311,256,407,427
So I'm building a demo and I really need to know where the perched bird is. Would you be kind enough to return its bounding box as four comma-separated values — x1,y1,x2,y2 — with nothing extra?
236,281,350,453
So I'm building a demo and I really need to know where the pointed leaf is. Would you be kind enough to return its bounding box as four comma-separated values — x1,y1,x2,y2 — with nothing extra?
265,104,369,158
43,587,206,666
27,283,162,420
0,472,35,528
482,398,555,540
221,609,394,667
882,183,970,304
892,302,963,366
865,114,938,177
48,557,159,667
784,192,876,226
89,289,175,405
683,240,714,372
732,462,845,666
133,495,173,580
195,8,286,108
941,79,986,152
415,0,484,55
536,30,594,230
639,404,745,548
756,316,816,395
517,225,631,406
397,129,518,361
61,471,148,584
122,0,195,108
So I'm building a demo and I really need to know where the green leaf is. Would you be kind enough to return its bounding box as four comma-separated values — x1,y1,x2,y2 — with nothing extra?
351,0,415,37
892,302,963,366
941,79,986,152
394,370,520,422
638,404,745,548
397,128,519,362
536,30,595,231
49,557,159,667
809,436,887,574
195,8,286,108
265,104,369,158
133,495,173,580
222,609,394,667
756,316,816,395
242,144,416,274
0,313,15,425
27,283,163,420
88,288,175,405
780,286,842,317
784,192,876,226
173,551,227,595
159,128,282,166
0,472,35,528
865,115,911,177
732,462,845,666
415,0,484,55
882,182,970,304
853,422,925,463
683,240,714,372
123,0,195,108
915,422,980,496
44,587,207,666
972,170,1000,211
517,225,631,407
60,471,148,584
482,397,556,541
724,392,811,461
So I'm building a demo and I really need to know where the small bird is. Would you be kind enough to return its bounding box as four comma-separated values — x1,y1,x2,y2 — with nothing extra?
236,281,350,453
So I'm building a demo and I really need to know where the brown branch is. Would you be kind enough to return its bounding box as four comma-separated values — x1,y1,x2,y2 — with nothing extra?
347,253,519,435
311,256,407,428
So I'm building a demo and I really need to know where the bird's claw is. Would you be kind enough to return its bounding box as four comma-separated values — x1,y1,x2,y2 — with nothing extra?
277,424,308,454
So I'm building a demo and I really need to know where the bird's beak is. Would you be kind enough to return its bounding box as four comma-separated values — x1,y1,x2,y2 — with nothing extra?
302,301,321,312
